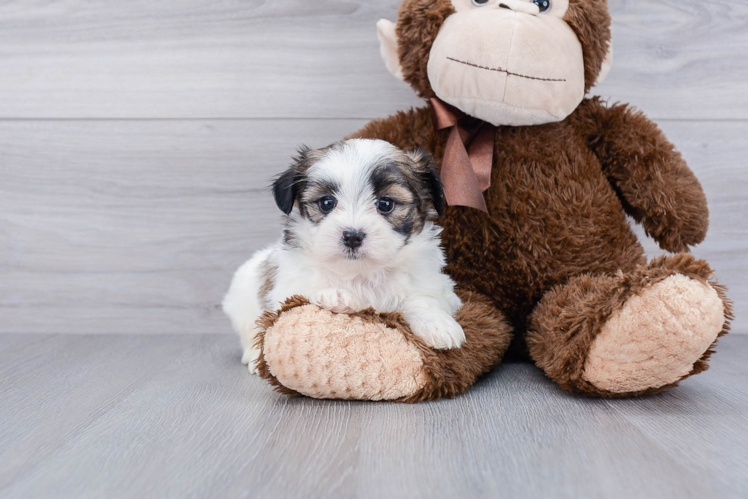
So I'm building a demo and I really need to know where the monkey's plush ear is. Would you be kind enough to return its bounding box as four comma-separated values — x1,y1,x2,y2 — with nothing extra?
408,148,445,217
594,40,614,86
377,19,405,82
272,146,309,215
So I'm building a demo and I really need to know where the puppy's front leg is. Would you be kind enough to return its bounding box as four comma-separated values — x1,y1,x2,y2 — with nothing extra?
241,338,261,375
403,298,465,350
309,288,363,314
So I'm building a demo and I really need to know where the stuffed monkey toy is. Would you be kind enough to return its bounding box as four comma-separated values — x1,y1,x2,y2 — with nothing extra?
255,0,732,401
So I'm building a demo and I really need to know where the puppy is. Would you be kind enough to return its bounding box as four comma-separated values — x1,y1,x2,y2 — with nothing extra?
222,139,465,373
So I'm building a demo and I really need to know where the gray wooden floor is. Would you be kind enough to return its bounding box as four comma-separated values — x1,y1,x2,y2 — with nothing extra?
1,0,748,498
1,333,747,498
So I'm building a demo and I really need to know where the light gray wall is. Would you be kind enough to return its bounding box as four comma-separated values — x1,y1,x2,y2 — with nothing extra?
0,0,745,334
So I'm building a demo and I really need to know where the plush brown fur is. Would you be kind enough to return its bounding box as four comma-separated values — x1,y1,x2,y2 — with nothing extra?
257,0,729,400
564,0,612,92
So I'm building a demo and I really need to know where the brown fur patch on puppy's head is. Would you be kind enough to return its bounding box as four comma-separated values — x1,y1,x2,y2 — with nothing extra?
370,147,444,239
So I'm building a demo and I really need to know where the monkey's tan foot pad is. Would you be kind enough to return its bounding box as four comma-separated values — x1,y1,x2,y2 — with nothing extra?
583,275,726,394
254,292,513,402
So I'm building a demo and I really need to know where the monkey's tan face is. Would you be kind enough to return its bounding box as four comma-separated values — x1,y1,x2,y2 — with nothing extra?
426,0,585,126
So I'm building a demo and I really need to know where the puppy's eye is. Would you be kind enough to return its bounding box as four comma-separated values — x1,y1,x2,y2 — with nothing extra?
471,0,492,5
318,196,337,214
533,0,550,12
376,197,395,214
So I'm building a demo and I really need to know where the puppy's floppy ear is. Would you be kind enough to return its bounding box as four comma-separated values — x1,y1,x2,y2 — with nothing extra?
272,168,296,215
422,169,445,217
273,145,310,215
407,148,445,217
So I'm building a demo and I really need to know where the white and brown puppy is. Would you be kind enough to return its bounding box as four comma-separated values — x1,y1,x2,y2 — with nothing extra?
223,139,465,373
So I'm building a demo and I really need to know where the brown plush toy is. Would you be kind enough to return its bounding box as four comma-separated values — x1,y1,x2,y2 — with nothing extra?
255,0,732,401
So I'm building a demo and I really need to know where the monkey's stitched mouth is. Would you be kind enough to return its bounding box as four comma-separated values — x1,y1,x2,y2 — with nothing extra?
447,57,566,83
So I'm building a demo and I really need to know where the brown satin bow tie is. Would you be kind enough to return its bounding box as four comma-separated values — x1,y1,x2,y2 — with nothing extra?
430,97,496,213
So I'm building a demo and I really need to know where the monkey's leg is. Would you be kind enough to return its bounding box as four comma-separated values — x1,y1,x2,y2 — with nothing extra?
527,254,731,397
256,290,513,402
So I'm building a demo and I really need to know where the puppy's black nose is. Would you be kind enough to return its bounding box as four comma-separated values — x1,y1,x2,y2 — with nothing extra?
342,229,366,249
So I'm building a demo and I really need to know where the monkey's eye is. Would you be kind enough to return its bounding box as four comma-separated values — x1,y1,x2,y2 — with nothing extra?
533,0,551,12
471,0,492,6
376,197,395,214
318,196,337,214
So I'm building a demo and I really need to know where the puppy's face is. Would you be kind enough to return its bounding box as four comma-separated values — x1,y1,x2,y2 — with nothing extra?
273,139,444,274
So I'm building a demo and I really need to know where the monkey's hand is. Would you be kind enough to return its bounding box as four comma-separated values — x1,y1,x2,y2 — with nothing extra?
574,98,709,253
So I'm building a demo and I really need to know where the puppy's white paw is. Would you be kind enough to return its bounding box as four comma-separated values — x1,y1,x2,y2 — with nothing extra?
309,288,362,314
408,312,466,350
242,347,261,375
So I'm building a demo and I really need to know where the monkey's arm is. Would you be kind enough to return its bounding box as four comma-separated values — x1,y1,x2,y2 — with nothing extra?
346,106,441,153
573,97,708,253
